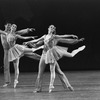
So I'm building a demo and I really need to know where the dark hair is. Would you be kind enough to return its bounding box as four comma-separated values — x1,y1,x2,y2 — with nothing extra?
5,23,11,27
49,25,56,30
12,24,17,28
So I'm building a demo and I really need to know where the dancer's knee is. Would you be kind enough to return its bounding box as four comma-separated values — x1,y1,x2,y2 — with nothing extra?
4,67,9,72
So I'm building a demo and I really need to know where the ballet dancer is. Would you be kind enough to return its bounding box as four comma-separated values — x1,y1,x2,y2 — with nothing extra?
25,25,85,93
0,23,37,87
5,24,43,88
0,23,12,87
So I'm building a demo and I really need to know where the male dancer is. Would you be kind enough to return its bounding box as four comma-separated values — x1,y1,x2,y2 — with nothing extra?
0,23,12,87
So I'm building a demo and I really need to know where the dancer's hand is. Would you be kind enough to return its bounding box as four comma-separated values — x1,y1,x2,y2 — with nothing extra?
72,35,78,39
24,42,37,48
31,36,38,39
28,28,35,32
22,42,26,45
23,42,29,45
79,38,85,42
32,44,37,48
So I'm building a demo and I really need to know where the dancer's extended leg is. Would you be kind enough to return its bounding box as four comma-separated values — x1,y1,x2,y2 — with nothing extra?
63,45,86,57
25,53,41,60
55,62,74,91
49,63,56,93
13,58,20,88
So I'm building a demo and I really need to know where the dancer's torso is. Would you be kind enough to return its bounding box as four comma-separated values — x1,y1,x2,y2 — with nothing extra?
43,34,57,53
1,33,10,50
6,33,16,48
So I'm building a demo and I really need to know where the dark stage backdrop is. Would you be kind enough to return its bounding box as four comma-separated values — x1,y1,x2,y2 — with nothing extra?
0,0,100,72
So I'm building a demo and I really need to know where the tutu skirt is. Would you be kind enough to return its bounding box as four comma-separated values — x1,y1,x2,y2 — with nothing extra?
8,44,26,62
45,46,68,64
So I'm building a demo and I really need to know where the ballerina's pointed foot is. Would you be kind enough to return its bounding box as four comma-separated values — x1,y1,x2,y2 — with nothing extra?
41,45,44,49
2,83,10,87
78,45,86,51
32,48,36,52
33,88,42,93
67,86,74,91
14,80,18,88
49,85,54,93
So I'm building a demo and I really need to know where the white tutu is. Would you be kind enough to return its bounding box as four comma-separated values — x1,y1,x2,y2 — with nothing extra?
45,46,68,64
8,44,26,61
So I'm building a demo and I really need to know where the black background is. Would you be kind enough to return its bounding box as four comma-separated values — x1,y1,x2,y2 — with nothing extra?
0,0,100,72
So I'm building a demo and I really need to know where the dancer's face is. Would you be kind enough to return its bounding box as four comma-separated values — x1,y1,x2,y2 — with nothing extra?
48,25,56,34
11,24,17,32
5,23,12,32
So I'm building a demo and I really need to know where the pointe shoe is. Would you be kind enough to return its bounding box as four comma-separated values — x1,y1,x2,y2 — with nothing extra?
49,85,54,93
78,45,86,51
67,86,74,91
40,45,44,49
14,80,18,88
2,83,10,87
33,88,42,93
32,48,36,52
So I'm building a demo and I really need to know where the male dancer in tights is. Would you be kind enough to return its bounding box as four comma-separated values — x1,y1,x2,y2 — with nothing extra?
0,23,12,87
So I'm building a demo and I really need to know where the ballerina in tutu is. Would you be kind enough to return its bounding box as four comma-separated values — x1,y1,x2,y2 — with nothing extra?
0,23,37,87
6,24,43,88
25,25,85,93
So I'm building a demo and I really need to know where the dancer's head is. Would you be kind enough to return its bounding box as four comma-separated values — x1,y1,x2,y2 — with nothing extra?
48,25,56,34
4,23,12,32
11,24,17,32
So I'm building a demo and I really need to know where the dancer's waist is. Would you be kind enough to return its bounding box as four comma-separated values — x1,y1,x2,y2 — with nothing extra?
43,45,56,53
43,45,52,52
2,43,10,50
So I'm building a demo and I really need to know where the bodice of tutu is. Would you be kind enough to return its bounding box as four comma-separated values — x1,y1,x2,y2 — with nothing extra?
7,33,16,48
43,34,57,52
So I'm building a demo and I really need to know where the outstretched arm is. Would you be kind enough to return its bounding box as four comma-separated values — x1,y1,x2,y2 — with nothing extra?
25,53,41,60
16,35,37,40
0,30,7,35
16,28,35,35
55,34,78,39
27,40,44,48
57,38,84,44
24,35,45,45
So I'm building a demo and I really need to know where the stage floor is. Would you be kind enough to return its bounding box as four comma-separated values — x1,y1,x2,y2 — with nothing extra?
0,71,100,100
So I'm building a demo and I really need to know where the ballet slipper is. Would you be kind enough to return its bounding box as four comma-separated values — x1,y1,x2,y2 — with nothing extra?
67,86,74,91
14,80,18,88
78,45,86,51
2,83,10,87
49,85,54,93
33,88,42,93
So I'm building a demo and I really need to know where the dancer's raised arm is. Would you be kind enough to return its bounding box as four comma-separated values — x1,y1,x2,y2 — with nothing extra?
0,30,7,35
16,28,35,35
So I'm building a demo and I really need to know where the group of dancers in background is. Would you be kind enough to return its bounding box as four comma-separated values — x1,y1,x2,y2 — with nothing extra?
0,23,85,93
